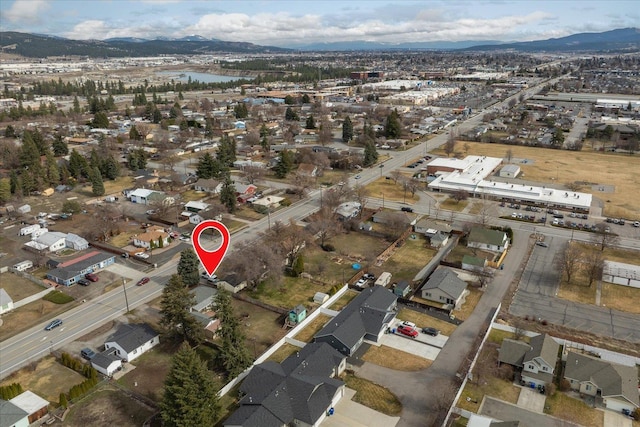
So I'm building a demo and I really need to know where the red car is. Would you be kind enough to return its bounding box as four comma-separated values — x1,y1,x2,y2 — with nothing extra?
397,325,418,338
136,277,150,286
85,273,99,282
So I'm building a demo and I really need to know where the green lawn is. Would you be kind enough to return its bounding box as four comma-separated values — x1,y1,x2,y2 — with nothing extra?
328,290,358,311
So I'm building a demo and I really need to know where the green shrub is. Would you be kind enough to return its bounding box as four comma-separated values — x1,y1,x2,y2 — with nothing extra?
59,393,68,408
0,383,23,400
280,198,292,207
43,291,74,304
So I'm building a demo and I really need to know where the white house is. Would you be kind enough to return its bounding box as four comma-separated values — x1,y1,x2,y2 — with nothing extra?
104,324,159,362
467,227,509,252
9,390,50,425
189,214,204,225
25,231,67,252
91,347,122,377
193,178,222,194
129,188,164,205
0,400,29,427
184,200,209,213
0,288,14,314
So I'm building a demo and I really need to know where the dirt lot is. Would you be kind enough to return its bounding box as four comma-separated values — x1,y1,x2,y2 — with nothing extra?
230,298,288,358
0,271,44,301
0,356,86,403
63,387,156,427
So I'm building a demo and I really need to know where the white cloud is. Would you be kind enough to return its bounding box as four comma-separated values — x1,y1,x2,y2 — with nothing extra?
5,0,50,24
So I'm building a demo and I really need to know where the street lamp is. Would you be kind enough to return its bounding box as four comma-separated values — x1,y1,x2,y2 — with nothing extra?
379,164,384,176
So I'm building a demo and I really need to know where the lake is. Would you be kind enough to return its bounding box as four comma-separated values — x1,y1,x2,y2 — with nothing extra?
157,71,251,83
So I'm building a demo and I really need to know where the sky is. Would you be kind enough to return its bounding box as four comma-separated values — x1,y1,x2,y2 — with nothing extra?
1,0,639,47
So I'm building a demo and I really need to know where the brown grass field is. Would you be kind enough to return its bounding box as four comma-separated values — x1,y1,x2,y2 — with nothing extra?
454,287,483,321
600,283,640,314
292,314,331,343
364,177,420,203
0,273,44,302
435,141,640,219
230,298,288,357
328,290,359,311
544,391,604,427
383,237,437,282
265,343,301,363
362,345,432,371
342,373,402,416
440,198,469,212
64,387,156,427
0,356,85,403
0,298,79,341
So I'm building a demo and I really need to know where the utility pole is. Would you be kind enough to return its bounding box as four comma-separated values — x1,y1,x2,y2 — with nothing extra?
122,277,130,313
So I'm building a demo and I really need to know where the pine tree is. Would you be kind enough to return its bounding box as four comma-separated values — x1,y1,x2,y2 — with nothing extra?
160,274,203,343
217,136,236,168
292,254,304,276
9,171,19,194
45,153,60,186
92,111,109,128
5,124,16,138
52,134,69,156
19,132,41,169
177,249,200,287
102,155,120,180
68,149,89,179
384,109,402,138
285,107,299,121
215,291,253,377
196,153,220,179
0,178,10,203
273,149,294,178
342,116,353,143
305,114,316,129
363,142,379,167
219,174,237,213
91,167,105,196
161,343,220,427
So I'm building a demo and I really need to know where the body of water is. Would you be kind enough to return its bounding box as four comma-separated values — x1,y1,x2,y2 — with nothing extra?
158,71,251,83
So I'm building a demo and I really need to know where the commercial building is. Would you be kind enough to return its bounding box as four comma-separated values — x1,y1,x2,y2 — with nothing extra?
46,251,115,286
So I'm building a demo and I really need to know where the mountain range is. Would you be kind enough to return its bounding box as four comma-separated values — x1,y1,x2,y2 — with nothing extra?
1,28,638,58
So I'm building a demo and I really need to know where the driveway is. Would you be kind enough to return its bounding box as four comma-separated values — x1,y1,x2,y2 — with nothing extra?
376,331,444,361
603,410,633,427
321,388,400,427
517,387,546,412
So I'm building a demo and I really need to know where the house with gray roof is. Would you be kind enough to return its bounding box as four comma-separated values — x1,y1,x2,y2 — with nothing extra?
91,347,122,377
0,399,29,427
0,289,14,315
46,251,115,286
467,227,509,252
224,342,346,427
104,324,159,362
65,233,89,251
497,333,559,387
190,286,218,313
564,351,639,413
420,268,468,309
313,285,397,356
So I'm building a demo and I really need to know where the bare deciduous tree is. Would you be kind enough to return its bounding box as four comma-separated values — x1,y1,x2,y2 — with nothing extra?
583,250,604,287
591,223,620,251
242,166,265,185
222,241,282,288
444,129,457,157
557,242,582,283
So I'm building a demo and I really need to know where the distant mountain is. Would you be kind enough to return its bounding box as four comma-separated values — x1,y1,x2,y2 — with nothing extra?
465,28,640,52
291,40,504,51
0,31,289,58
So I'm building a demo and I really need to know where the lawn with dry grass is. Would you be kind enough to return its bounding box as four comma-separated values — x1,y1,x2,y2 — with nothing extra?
544,392,604,427
454,287,483,322
266,343,301,363
434,141,640,219
342,373,402,416
64,387,156,427
397,308,457,336
440,198,469,212
231,298,288,357
0,356,85,403
362,345,432,371
293,314,331,343
383,237,437,282
601,283,640,314
0,272,45,301
365,177,419,203
557,277,597,305
328,290,358,311
110,230,138,248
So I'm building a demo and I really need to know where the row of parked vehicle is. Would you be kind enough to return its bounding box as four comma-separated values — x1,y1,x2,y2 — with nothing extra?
605,217,640,227
394,321,440,338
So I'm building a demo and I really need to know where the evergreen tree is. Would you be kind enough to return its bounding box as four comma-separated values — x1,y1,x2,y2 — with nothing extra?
91,167,105,196
68,149,89,179
342,116,353,143
301,93,311,104
45,153,60,185
292,254,304,276
273,149,294,178
160,274,204,343
152,108,162,124
4,124,16,138
363,142,379,167
52,134,69,156
196,152,220,179
31,129,48,155
217,135,236,168
177,249,200,287
215,291,253,377
285,107,299,121
72,95,81,113
59,393,68,409
161,343,220,427
129,124,141,140
284,95,295,105
127,149,147,170
384,109,402,138
92,111,109,128
102,155,120,180
19,132,41,169
233,102,248,119
204,118,214,138
305,114,316,129
9,171,19,194
219,175,237,213
20,171,37,196
0,178,11,203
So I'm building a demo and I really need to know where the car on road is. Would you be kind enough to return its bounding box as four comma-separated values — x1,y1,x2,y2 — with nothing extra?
535,241,549,248
354,175,361,179
634,221,640,228
84,273,99,282
45,319,63,331
80,348,96,360
136,277,150,286
397,325,418,338
401,207,414,212
134,252,150,259
421,327,440,336
77,278,91,286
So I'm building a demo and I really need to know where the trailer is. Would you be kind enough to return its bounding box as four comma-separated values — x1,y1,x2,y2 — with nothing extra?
374,271,392,287
19,224,40,236
13,260,33,271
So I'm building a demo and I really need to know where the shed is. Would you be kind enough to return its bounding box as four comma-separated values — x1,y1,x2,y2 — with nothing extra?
314,292,329,304
9,390,49,424
499,164,521,178
393,280,411,297
42,188,54,197
288,305,307,324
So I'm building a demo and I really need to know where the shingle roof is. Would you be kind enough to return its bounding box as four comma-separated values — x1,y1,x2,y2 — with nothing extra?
0,399,28,427
525,334,559,368
105,324,158,353
469,227,507,247
226,343,345,427
314,286,397,353
565,352,639,407
0,288,13,306
47,252,115,281
498,339,530,366
422,268,468,300
90,347,121,370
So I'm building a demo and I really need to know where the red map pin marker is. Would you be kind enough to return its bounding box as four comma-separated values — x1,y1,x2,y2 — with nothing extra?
191,220,230,277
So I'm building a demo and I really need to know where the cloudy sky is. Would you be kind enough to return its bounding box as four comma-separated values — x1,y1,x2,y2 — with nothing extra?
1,0,638,47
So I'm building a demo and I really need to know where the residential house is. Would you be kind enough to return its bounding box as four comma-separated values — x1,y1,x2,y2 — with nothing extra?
235,183,257,197
46,251,116,286
190,286,218,313
224,342,347,427
467,227,509,252
428,232,449,248
497,333,559,387
314,285,397,356
133,229,170,249
174,173,198,186
65,233,89,251
297,163,319,177
217,273,247,294
24,231,67,252
91,347,122,377
335,202,361,220
128,188,164,205
194,178,223,194
420,268,468,309
132,169,159,187
252,196,283,209
9,391,49,425
184,200,209,213
372,210,418,227
564,352,639,413
0,399,29,427
191,312,221,340
393,280,412,298
104,324,159,362
0,288,14,315
189,214,204,225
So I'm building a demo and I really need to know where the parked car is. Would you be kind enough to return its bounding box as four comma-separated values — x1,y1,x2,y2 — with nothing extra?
137,277,150,286
400,207,414,212
80,348,96,360
135,252,150,259
355,278,368,288
397,325,418,338
363,273,375,280
634,221,640,228
399,321,416,330
85,273,99,282
535,241,549,248
421,327,440,336
78,278,91,286
354,175,361,179
45,319,63,331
